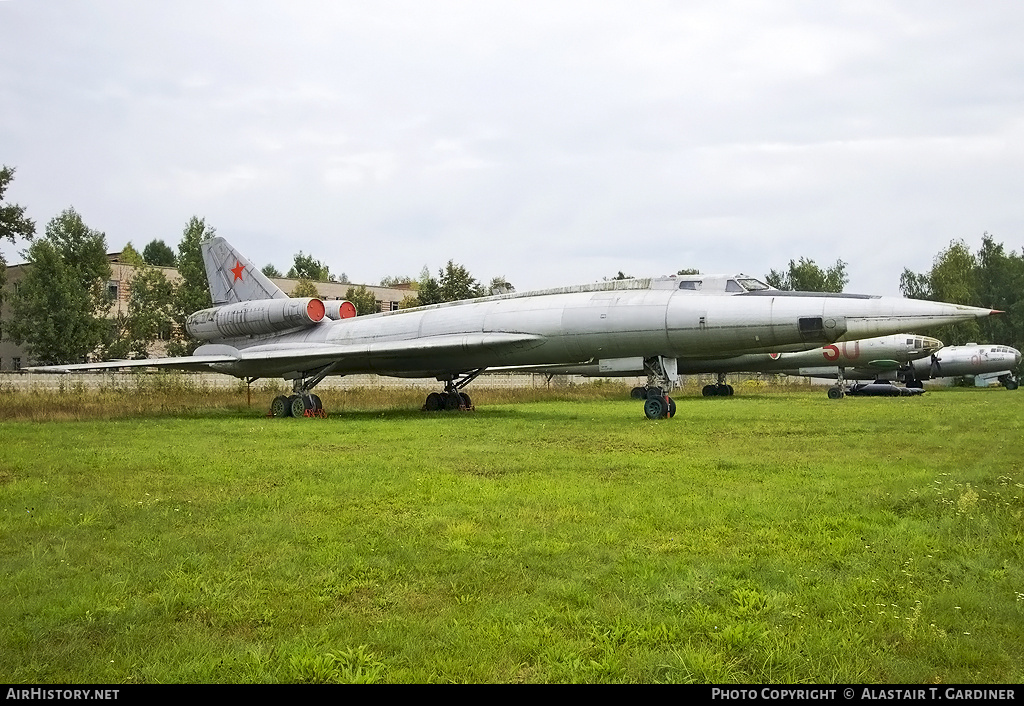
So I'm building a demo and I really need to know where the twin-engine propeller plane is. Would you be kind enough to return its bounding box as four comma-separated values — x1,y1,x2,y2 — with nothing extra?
28,237,1000,419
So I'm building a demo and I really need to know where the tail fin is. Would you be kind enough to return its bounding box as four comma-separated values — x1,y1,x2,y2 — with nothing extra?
202,237,288,305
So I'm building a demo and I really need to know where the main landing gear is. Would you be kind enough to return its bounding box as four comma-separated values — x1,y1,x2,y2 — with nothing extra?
268,364,336,418
642,388,677,419
629,385,677,419
637,356,678,419
270,393,324,418
702,373,734,397
422,369,483,412
827,366,846,399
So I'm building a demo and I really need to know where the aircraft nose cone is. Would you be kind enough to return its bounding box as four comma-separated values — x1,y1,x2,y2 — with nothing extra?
1015,349,1022,365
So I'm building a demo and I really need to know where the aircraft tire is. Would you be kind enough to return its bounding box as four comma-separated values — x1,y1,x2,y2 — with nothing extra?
459,392,472,408
725,385,734,396
443,392,461,410
1005,379,1018,390
270,395,291,418
702,384,716,397
289,395,309,418
424,392,444,411
630,386,648,399
827,386,844,400
310,394,323,410
643,396,666,420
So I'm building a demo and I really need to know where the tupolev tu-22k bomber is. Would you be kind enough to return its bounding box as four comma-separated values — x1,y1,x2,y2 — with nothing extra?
28,237,1000,419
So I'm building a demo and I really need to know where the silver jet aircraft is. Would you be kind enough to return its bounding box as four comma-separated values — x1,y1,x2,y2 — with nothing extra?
523,333,944,401
28,237,1000,419
905,343,1021,389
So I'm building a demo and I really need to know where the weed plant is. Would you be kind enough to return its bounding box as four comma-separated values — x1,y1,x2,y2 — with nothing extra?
0,381,1021,683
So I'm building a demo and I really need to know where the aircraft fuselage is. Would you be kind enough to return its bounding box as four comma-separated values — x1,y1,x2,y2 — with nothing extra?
201,277,992,380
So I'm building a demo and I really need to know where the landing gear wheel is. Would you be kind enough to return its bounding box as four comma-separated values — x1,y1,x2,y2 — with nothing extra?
1005,379,1019,390
310,394,323,411
631,386,648,399
702,384,717,397
425,392,444,411
827,386,845,400
725,385,734,396
270,395,291,418
289,394,310,417
443,392,462,410
459,392,472,409
644,396,666,419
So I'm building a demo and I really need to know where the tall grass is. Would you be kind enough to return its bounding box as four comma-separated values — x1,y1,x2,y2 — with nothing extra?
1,382,1020,683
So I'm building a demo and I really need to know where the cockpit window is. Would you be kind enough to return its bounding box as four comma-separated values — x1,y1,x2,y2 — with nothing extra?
735,277,770,291
678,280,702,291
725,280,744,293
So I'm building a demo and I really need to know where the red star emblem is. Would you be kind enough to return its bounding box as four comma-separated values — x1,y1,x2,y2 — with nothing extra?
230,261,245,282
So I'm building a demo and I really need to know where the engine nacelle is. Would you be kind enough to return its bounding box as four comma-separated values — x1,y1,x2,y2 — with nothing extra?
323,300,357,320
186,298,326,341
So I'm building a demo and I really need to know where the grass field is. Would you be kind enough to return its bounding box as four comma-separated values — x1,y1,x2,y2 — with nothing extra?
1,379,1021,683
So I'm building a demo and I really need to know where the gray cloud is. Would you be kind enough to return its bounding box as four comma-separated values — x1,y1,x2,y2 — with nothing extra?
3,0,1023,295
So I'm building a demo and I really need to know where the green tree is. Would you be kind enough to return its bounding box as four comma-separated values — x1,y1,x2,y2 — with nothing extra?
0,165,35,246
975,234,1024,353
398,293,420,309
142,239,176,267
901,235,1024,355
118,242,146,267
286,252,332,281
415,265,443,306
261,263,283,278
290,278,320,298
344,285,379,316
766,257,848,292
439,260,483,301
1,165,36,299
168,217,215,356
8,208,111,364
380,274,416,288
106,264,177,359
488,276,514,295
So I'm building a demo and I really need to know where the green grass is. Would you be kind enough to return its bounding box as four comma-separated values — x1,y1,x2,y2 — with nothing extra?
1,381,1022,683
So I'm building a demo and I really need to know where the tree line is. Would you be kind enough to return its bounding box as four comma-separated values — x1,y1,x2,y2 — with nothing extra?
0,166,517,364
2,164,1022,369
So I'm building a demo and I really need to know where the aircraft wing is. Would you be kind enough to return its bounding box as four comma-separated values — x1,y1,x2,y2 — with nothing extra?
228,332,547,375
26,332,547,376
25,355,240,373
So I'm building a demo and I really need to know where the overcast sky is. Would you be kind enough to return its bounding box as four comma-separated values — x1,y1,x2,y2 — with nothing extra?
2,1,1022,296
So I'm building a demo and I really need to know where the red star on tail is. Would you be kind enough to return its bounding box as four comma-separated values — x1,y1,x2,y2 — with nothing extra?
230,261,245,281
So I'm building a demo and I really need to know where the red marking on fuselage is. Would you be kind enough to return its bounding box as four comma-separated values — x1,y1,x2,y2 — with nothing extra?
230,261,245,281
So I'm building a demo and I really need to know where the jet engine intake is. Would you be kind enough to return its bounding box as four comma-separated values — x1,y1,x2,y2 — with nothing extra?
186,297,327,341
